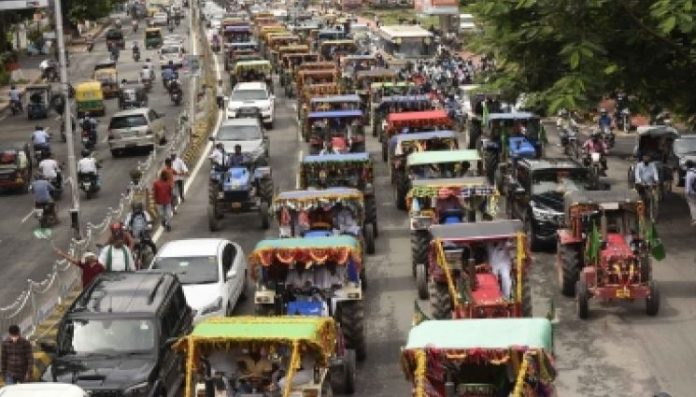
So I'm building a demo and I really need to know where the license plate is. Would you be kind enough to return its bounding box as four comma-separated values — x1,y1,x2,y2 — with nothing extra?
616,289,630,298
231,202,242,209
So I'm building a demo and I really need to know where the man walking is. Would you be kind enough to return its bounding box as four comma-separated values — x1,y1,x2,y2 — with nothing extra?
153,170,173,231
1,325,33,384
171,152,189,204
685,160,696,226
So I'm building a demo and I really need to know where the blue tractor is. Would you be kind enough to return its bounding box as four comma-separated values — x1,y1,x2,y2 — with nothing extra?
208,157,274,231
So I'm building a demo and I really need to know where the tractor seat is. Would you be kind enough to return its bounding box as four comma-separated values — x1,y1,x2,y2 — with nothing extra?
439,208,464,224
304,230,333,238
471,273,503,304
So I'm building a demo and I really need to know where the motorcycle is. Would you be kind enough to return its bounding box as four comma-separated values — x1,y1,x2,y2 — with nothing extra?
600,124,615,149
132,227,156,269
170,89,182,105
583,151,604,190
133,48,141,62
559,126,580,159
81,120,97,150
78,172,100,199
637,183,660,222
35,202,57,229
41,66,58,82
9,99,22,115
109,47,119,62
142,77,153,91
132,20,139,32
33,144,50,163
59,116,76,142
615,108,630,133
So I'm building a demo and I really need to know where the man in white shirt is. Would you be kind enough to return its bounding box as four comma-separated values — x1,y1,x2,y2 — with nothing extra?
209,143,226,169
31,126,50,149
487,240,512,299
171,152,189,203
77,149,98,175
38,154,60,181
99,239,136,272
286,264,314,290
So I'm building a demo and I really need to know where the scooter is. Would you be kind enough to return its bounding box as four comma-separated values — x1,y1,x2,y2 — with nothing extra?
78,172,100,199
582,151,604,190
560,126,580,159
170,89,182,105
9,99,22,115
35,202,57,229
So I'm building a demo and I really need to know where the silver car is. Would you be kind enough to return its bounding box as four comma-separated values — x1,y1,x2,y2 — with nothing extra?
107,108,166,156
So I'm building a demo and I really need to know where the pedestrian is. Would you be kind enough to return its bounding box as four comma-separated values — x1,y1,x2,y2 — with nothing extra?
1,325,33,385
171,152,189,204
99,232,136,272
684,160,696,226
53,248,105,288
216,79,225,109
162,157,177,210
153,170,173,231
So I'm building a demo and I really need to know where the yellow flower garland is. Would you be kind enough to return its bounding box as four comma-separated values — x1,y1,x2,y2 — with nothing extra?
413,349,427,397
511,353,530,397
282,341,301,397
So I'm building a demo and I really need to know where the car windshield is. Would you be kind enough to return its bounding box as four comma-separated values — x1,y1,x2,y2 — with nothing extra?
106,30,123,39
109,115,148,129
161,46,180,54
61,318,156,355
231,89,267,101
531,169,589,194
146,31,161,39
218,124,261,140
151,256,219,284
674,138,696,155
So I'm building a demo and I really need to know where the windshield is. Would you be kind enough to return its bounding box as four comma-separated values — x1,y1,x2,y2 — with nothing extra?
531,169,589,194
0,150,17,168
151,256,219,284
146,31,162,39
231,89,268,101
61,318,156,355
106,30,123,40
218,124,261,140
109,115,148,129
674,138,696,155
161,46,181,55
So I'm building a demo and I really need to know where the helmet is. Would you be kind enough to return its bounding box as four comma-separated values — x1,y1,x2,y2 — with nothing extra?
81,149,91,157
132,201,144,212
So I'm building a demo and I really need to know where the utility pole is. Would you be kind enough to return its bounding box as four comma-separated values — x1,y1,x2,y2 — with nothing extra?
52,0,81,239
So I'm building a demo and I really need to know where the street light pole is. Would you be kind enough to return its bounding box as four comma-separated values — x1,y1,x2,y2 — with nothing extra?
52,0,81,239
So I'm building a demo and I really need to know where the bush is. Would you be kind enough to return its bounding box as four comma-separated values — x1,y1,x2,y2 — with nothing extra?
0,64,9,85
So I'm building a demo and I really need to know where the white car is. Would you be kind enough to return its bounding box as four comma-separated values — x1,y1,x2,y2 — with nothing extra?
151,12,169,26
148,239,247,322
227,82,275,128
0,384,88,397
214,118,269,163
159,43,185,67
459,13,478,33
164,34,185,46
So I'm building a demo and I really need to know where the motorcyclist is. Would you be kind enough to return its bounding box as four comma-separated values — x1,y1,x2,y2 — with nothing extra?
39,59,57,80
132,18,139,32
38,152,62,188
110,42,120,61
168,77,182,95
31,174,55,217
124,201,157,255
162,62,177,88
77,149,99,185
9,84,22,112
140,64,153,86
81,112,97,142
144,57,154,72
228,144,248,167
132,41,140,59
597,108,612,131
31,125,51,155
634,153,659,189
557,109,579,132
582,131,609,174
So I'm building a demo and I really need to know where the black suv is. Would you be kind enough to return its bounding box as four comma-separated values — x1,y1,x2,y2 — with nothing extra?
41,272,193,397
503,158,593,250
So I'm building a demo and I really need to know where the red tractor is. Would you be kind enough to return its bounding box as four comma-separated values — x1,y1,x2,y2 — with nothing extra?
556,190,660,318
426,220,532,319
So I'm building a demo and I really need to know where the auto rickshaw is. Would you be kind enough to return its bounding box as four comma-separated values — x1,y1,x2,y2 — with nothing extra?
319,40,358,61
279,53,319,92
118,83,148,110
229,60,273,92
373,95,432,138
173,316,357,397
299,152,378,237
628,125,679,197
402,318,556,396
25,84,52,120
306,110,365,154
273,187,376,254
75,81,105,117
382,110,454,161
93,68,119,98
0,142,32,193
144,27,163,49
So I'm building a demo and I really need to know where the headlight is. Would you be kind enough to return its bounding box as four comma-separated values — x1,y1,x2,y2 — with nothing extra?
531,205,562,223
200,297,223,315
124,382,150,397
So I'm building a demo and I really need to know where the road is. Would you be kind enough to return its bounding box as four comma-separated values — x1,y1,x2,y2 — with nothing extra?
0,16,194,305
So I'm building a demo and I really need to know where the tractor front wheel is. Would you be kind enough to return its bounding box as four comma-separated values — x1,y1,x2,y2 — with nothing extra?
646,281,660,316
428,281,452,320
411,230,430,277
365,196,378,238
416,264,428,300
208,189,221,232
337,301,367,361
363,224,375,254
259,201,270,230
558,242,580,297
259,178,274,203
576,279,590,319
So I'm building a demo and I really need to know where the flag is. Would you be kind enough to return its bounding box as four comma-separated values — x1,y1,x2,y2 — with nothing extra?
540,124,548,144
585,223,601,263
412,301,430,326
482,100,490,126
646,221,666,261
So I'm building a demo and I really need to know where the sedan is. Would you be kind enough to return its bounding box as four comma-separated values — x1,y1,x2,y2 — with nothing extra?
159,43,185,67
148,238,247,322
151,12,168,26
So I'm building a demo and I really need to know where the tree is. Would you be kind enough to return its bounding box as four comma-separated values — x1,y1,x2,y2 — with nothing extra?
63,0,114,26
469,0,696,117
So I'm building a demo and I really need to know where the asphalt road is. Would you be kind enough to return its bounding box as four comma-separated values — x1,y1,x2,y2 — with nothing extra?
0,15,194,305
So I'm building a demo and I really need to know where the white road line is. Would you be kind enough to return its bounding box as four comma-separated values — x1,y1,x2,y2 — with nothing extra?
295,150,303,189
21,210,35,224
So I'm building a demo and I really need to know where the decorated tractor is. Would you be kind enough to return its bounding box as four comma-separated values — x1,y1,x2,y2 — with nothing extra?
309,94,363,113
479,112,545,184
395,149,482,210
402,318,556,397
273,188,376,254
299,153,378,238
297,82,341,123
556,190,660,318
305,110,365,154
407,177,498,298
249,236,367,360
425,221,532,320
224,42,260,71
173,316,357,397
373,95,432,139
279,53,319,93
389,130,458,188
381,110,453,161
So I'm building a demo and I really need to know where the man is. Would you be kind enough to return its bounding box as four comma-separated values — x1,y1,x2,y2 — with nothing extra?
38,153,61,185
582,132,609,174
153,170,174,231
236,347,273,392
77,149,99,184
53,249,105,288
286,263,314,290
31,175,55,217
487,241,512,299
162,157,178,209
124,201,157,254
228,144,247,167
216,79,225,109
598,108,612,130
1,325,33,384
209,142,226,169
171,152,189,203
9,84,22,112
685,160,696,226
635,154,659,187
334,205,360,236
99,228,136,272
31,125,50,152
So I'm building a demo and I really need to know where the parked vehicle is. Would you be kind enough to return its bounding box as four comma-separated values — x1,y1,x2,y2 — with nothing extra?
0,143,32,193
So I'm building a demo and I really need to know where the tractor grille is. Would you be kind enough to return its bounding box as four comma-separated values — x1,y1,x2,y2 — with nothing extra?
224,191,250,202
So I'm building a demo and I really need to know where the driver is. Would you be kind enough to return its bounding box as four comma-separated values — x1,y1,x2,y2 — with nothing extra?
582,132,608,174
598,107,612,130
487,240,513,299
236,346,273,393
333,204,360,236
286,263,314,290
436,188,463,221
228,144,247,167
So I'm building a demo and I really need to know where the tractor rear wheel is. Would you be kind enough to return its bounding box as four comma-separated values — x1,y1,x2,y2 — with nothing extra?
416,264,428,300
259,178,274,203
576,280,590,319
259,201,270,230
365,196,378,238
411,231,430,278
521,274,533,317
337,301,367,361
483,150,498,185
646,281,660,316
428,281,452,319
558,242,580,297
364,224,375,254
395,176,409,210
332,349,356,395
208,193,221,232
382,141,388,161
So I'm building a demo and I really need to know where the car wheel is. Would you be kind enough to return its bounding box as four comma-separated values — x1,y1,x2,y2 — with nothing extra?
524,212,542,251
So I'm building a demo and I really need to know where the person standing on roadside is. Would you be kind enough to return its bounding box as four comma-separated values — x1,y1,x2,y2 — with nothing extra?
153,170,173,231
216,79,225,109
53,248,105,288
171,152,189,204
162,157,178,210
1,325,33,384
684,160,696,226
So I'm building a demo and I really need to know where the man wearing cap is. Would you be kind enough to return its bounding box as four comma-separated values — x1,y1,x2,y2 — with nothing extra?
53,247,105,288
436,187,464,223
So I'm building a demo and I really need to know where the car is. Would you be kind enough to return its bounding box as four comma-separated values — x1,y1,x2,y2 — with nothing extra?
148,238,248,322
0,384,88,397
227,82,275,128
40,273,193,397
163,33,185,46
672,134,696,186
107,107,166,156
504,158,593,250
151,11,168,26
159,43,185,67
459,13,478,33
213,118,269,164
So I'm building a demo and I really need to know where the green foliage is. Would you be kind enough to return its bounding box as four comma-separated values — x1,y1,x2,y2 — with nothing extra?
469,0,696,116
64,0,114,24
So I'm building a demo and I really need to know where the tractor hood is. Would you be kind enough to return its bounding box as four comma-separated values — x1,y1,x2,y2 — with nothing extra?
224,167,251,191
44,355,155,390
600,233,635,260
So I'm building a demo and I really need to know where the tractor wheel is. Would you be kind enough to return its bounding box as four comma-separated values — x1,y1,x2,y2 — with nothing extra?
337,301,367,361
576,280,590,319
332,349,356,395
558,242,580,297
381,141,388,162
428,281,452,320
467,121,480,149
646,281,660,316
524,213,542,252
259,201,270,230
395,176,409,210
364,224,375,254
259,178,274,203
483,150,498,185
521,274,532,317
410,230,430,278
416,263,428,300
365,196,378,238
627,166,635,189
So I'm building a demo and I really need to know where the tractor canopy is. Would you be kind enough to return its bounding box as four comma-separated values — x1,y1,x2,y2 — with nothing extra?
430,219,522,243
274,188,365,213
407,150,481,167
307,110,363,119
389,130,457,156
379,95,430,107
300,153,373,190
563,189,642,218
310,94,362,105
407,177,496,212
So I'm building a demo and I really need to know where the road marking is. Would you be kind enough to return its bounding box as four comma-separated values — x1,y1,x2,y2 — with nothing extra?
295,150,303,189
22,209,36,224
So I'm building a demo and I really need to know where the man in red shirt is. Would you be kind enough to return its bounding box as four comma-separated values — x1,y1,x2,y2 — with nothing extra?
53,248,105,288
153,170,173,231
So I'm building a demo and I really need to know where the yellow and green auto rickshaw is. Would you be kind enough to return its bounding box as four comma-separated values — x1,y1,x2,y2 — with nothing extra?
93,68,119,98
144,27,163,49
75,81,105,117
